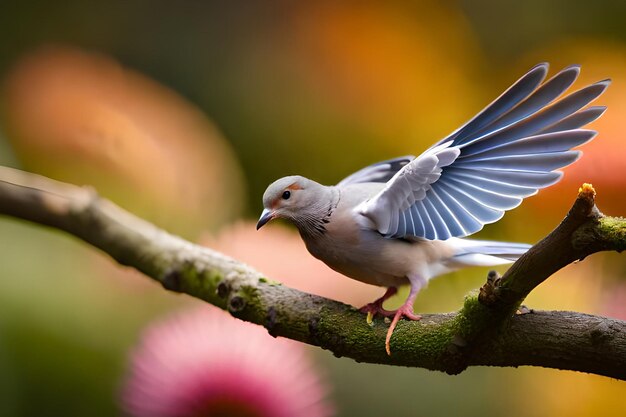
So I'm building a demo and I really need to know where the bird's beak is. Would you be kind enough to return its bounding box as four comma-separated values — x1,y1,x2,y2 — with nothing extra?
256,208,275,230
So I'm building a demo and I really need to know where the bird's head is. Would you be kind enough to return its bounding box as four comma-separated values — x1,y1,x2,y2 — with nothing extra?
256,175,326,230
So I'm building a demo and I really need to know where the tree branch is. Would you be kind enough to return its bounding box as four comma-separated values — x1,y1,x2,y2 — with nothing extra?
1,166,625,379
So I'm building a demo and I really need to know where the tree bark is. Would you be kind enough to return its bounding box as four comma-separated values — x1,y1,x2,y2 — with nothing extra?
1,166,625,379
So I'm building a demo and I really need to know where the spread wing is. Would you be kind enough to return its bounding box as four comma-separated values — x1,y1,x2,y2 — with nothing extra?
357,63,609,240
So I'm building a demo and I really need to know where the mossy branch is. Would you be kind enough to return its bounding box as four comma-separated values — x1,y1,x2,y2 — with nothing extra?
1,166,625,379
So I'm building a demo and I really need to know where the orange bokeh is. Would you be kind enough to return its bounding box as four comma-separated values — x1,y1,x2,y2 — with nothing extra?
519,40,626,215
288,1,483,150
1,46,245,238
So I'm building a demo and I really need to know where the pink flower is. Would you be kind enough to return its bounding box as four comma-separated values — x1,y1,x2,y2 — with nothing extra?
122,306,333,417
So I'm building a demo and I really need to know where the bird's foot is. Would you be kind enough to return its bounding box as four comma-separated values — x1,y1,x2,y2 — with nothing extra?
359,287,398,324
360,303,396,325
385,304,422,356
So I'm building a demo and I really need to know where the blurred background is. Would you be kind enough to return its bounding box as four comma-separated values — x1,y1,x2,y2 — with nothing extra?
0,0,625,416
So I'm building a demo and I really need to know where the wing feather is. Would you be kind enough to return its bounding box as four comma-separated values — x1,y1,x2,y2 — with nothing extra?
357,64,609,239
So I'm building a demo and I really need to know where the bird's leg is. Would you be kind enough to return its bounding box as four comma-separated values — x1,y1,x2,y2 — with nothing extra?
385,276,424,356
359,287,398,324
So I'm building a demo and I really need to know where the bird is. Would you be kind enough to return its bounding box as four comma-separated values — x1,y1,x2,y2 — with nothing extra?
256,63,609,355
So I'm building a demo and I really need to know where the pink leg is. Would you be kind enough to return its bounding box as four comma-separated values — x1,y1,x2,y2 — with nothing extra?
359,287,398,318
385,276,425,356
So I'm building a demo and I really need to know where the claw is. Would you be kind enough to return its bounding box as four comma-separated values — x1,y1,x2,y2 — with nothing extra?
359,285,424,355
359,287,398,322
385,304,422,356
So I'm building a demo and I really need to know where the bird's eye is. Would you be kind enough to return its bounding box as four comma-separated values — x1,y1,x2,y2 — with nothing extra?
282,190,291,200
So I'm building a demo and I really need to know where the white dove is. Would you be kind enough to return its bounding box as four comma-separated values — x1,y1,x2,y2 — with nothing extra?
256,63,609,355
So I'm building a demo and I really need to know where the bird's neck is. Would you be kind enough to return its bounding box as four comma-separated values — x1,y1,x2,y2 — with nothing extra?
295,186,340,239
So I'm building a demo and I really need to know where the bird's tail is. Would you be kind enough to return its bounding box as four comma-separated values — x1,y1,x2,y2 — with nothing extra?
446,237,531,268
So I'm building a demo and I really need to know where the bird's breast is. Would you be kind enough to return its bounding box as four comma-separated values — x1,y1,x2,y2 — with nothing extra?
300,210,437,287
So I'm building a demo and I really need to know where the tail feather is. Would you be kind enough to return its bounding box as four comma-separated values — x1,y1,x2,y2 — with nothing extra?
447,237,531,267
423,237,531,280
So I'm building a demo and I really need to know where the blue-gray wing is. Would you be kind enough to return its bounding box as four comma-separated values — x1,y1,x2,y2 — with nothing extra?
337,156,415,187
358,63,609,240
